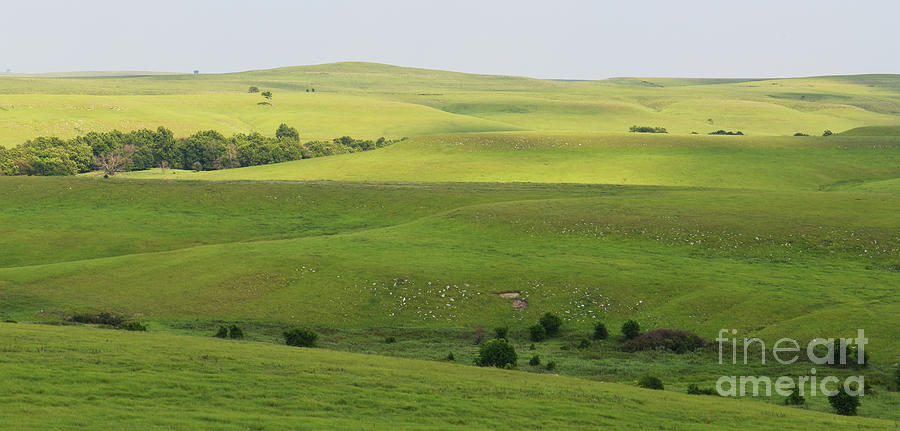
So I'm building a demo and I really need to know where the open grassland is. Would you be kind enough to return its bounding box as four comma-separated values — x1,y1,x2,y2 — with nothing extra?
3,63,900,427
0,323,895,430
117,132,900,191
2,177,898,364
1,63,899,146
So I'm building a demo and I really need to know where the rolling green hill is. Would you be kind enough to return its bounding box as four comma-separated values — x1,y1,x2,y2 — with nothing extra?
4,62,900,428
117,132,900,191
2,62,898,146
0,323,894,430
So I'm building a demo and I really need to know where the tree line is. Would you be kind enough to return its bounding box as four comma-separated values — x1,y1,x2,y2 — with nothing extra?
0,124,398,176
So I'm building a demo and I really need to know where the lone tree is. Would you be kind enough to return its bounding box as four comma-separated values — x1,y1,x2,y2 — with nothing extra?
261,90,273,105
248,86,260,93
276,123,300,142
622,320,641,340
475,339,517,368
95,145,135,176
539,312,562,337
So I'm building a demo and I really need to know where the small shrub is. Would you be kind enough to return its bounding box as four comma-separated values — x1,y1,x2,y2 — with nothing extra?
284,328,318,347
476,339,518,368
593,321,608,340
577,339,591,349
637,375,664,390
494,326,508,340
793,132,809,136
687,384,717,396
120,321,147,331
621,320,641,340
529,343,536,350
248,86,260,93
539,313,562,337
228,324,243,339
384,335,397,344
829,390,860,415
446,352,455,361
529,355,541,366
70,312,126,326
529,324,547,342
545,361,556,371
823,130,833,136
191,161,202,172
629,125,668,133
472,326,485,345
214,325,229,338
784,389,806,405
503,363,515,370
622,328,707,353
827,340,869,369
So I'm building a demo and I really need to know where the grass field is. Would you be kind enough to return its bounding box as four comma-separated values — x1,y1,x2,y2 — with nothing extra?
3,63,900,428
1,323,895,430
115,132,900,190
2,63,899,146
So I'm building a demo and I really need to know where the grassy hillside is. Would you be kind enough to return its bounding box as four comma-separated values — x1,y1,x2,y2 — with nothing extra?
0,323,894,430
2,62,898,146
118,133,900,191
2,177,898,362
4,62,900,428
841,125,900,136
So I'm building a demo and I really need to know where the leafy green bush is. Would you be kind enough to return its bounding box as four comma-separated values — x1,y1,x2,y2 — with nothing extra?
793,132,809,136
539,313,562,337
622,328,707,353
529,355,541,366
70,312,126,326
823,130,833,136
284,328,318,347
829,389,860,415
687,384,717,396
214,325,229,338
120,321,147,331
494,326,508,340
629,125,668,133
475,339,518,368
384,336,397,344
593,321,608,340
637,375,664,390
529,324,547,342
621,320,641,340
446,352,454,361
784,389,805,405
545,361,556,371
228,324,243,339
577,339,591,349
826,340,869,369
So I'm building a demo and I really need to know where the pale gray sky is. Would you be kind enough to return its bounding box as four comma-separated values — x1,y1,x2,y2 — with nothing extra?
2,0,898,79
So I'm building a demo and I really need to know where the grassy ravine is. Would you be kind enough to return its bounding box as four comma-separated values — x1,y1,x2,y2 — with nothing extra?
0,323,893,430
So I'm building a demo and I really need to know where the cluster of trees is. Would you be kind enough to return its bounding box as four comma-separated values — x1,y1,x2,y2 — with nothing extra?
0,124,398,176
709,130,744,135
629,125,668,133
